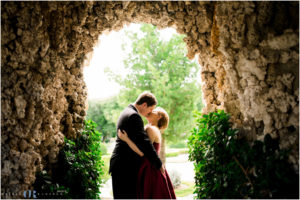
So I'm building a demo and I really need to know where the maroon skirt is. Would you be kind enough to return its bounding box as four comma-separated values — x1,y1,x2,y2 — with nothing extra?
137,157,176,199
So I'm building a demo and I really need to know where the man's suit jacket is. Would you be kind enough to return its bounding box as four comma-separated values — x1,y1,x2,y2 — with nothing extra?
109,104,162,174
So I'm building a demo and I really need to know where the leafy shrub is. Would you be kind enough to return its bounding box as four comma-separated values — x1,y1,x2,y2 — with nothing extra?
169,169,182,189
188,110,299,199
33,170,70,199
34,120,105,199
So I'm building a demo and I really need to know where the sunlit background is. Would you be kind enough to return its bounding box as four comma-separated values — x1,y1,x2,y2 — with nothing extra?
83,23,201,100
83,23,200,199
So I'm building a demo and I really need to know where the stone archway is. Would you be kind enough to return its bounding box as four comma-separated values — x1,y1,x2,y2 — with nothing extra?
1,1,299,197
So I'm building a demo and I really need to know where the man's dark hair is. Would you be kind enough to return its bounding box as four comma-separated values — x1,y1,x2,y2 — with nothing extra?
135,91,157,107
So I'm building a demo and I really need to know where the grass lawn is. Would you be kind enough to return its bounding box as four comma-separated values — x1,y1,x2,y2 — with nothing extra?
175,181,195,197
166,148,189,157
102,155,111,183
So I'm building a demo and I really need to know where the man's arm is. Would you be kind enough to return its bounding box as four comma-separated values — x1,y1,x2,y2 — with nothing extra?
127,114,162,170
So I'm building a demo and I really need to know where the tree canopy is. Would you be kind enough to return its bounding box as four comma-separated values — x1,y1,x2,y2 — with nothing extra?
86,97,122,142
106,23,203,142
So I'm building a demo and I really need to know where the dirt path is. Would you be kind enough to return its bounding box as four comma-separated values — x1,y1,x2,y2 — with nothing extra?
166,153,195,182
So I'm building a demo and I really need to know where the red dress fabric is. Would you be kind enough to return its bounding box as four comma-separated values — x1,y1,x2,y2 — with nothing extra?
137,142,176,199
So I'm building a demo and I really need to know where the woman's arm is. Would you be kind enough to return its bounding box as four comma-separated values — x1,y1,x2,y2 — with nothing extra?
118,129,144,157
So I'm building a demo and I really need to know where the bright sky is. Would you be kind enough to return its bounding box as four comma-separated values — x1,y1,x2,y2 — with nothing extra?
83,23,194,100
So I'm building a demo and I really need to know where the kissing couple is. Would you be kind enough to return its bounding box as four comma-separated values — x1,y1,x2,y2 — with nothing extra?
109,91,176,199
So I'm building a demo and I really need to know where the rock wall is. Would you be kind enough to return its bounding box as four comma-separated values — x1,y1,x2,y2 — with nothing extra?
1,1,298,198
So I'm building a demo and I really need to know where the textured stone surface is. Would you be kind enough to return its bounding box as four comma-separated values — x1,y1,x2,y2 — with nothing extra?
1,1,299,198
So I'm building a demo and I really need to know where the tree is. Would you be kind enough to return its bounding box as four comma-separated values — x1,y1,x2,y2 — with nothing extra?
86,97,122,142
106,23,203,163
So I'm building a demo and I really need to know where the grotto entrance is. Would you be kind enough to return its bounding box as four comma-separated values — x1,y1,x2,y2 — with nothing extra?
83,22,203,160
1,1,298,198
83,22,202,198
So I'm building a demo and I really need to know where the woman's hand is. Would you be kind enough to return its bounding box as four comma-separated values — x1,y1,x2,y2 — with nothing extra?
160,165,166,176
118,129,129,142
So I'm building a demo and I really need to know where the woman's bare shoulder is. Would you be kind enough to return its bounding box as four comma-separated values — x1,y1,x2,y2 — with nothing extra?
145,124,159,133
145,124,160,142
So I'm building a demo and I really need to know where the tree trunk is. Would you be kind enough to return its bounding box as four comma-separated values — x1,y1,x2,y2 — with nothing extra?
159,136,166,165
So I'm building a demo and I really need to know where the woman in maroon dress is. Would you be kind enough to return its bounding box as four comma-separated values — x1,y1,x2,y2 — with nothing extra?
118,107,176,199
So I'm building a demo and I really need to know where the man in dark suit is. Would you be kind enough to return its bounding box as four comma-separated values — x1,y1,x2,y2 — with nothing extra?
109,91,165,199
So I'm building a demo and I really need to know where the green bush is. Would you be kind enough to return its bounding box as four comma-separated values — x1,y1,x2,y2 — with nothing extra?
34,120,105,199
33,170,70,199
188,110,299,199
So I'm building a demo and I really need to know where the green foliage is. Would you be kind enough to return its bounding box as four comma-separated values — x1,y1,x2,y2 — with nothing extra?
86,97,122,142
34,120,105,199
106,23,203,142
188,110,299,199
188,110,242,198
33,170,70,199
